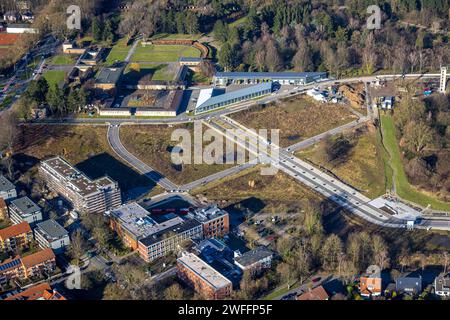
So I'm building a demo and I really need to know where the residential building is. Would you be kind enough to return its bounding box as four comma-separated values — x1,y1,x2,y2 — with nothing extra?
195,82,273,114
109,202,203,262
4,282,66,300
396,276,422,295
34,219,70,253
0,248,56,285
0,174,17,201
213,71,327,86
359,265,382,297
8,196,42,226
137,217,203,262
189,205,229,238
0,198,7,221
177,252,233,299
94,66,125,90
434,273,450,297
39,156,122,214
297,286,329,300
0,222,33,252
234,247,273,272
195,238,243,287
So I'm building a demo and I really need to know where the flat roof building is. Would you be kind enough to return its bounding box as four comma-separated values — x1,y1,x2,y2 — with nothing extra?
189,205,229,239
94,66,125,90
0,175,17,201
234,247,273,272
34,219,70,253
177,252,233,299
195,82,272,114
109,202,203,262
214,71,327,86
39,156,122,214
9,196,42,226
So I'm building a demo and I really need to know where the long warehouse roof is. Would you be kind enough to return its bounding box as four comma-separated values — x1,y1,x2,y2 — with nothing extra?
197,82,272,110
215,71,326,79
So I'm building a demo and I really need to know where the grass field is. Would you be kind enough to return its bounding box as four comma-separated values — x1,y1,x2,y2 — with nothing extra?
131,43,201,62
16,125,160,198
380,115,450,211
42,70,66,87
119,124,238,185
124,63,174,81
191,165,335,214
105,38,130,66
48,55,75,66
297,126,388,199
229,96,357,147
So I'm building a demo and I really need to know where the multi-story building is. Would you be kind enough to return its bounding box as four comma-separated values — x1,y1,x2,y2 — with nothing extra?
0,198,8,221
8,196,42,226
177,252,233,299
137,218,203,262
34,219,70,253
234,247,273,272
0,248,56,285
0,175,17,201
39,156,122,214
0,222,33,253
189,205,229,238
4,282,66,300
110,202,203,262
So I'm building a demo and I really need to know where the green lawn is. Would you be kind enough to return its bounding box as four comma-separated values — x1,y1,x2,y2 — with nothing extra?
131,43,201,62
125,63,174,81
48,54,75,65
380,115,450,211
42,70,66,87
105,38,131,66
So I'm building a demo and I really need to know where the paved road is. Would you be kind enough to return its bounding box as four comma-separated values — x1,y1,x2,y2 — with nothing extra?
178,160,257,191
107,124,178,190
205,116,450,231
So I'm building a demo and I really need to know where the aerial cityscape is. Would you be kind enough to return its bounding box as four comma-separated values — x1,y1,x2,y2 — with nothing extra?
0,0,450,307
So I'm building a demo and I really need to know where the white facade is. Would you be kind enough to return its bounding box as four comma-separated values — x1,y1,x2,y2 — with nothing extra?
7,26,37,34
439,66,447,93
34,220,70,253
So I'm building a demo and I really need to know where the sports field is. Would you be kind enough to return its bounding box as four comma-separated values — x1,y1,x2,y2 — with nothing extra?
131,43,201,62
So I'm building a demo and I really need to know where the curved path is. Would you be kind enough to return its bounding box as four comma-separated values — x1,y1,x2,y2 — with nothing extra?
107,124,178,190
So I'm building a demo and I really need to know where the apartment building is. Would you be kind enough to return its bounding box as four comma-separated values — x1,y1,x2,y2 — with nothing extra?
34,219,70,253
39,156,122,214
4,282,66,300
0,222,33,252
177,252,233,299
234,247,273,272
0,175,17,201
8,196,43,226
0,248,56,285
189,205,229,238
109,202,203,262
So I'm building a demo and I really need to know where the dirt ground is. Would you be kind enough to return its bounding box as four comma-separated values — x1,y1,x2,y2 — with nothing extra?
229,95,357,147
14,125,161,198
119,124,242,185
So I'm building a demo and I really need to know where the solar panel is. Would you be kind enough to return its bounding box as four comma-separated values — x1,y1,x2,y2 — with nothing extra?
0,259,21,272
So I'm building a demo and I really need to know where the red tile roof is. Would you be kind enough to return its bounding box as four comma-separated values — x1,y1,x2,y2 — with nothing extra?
5,282,66,300
21,248,55,269
0,222,32,240
297,286,329,300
